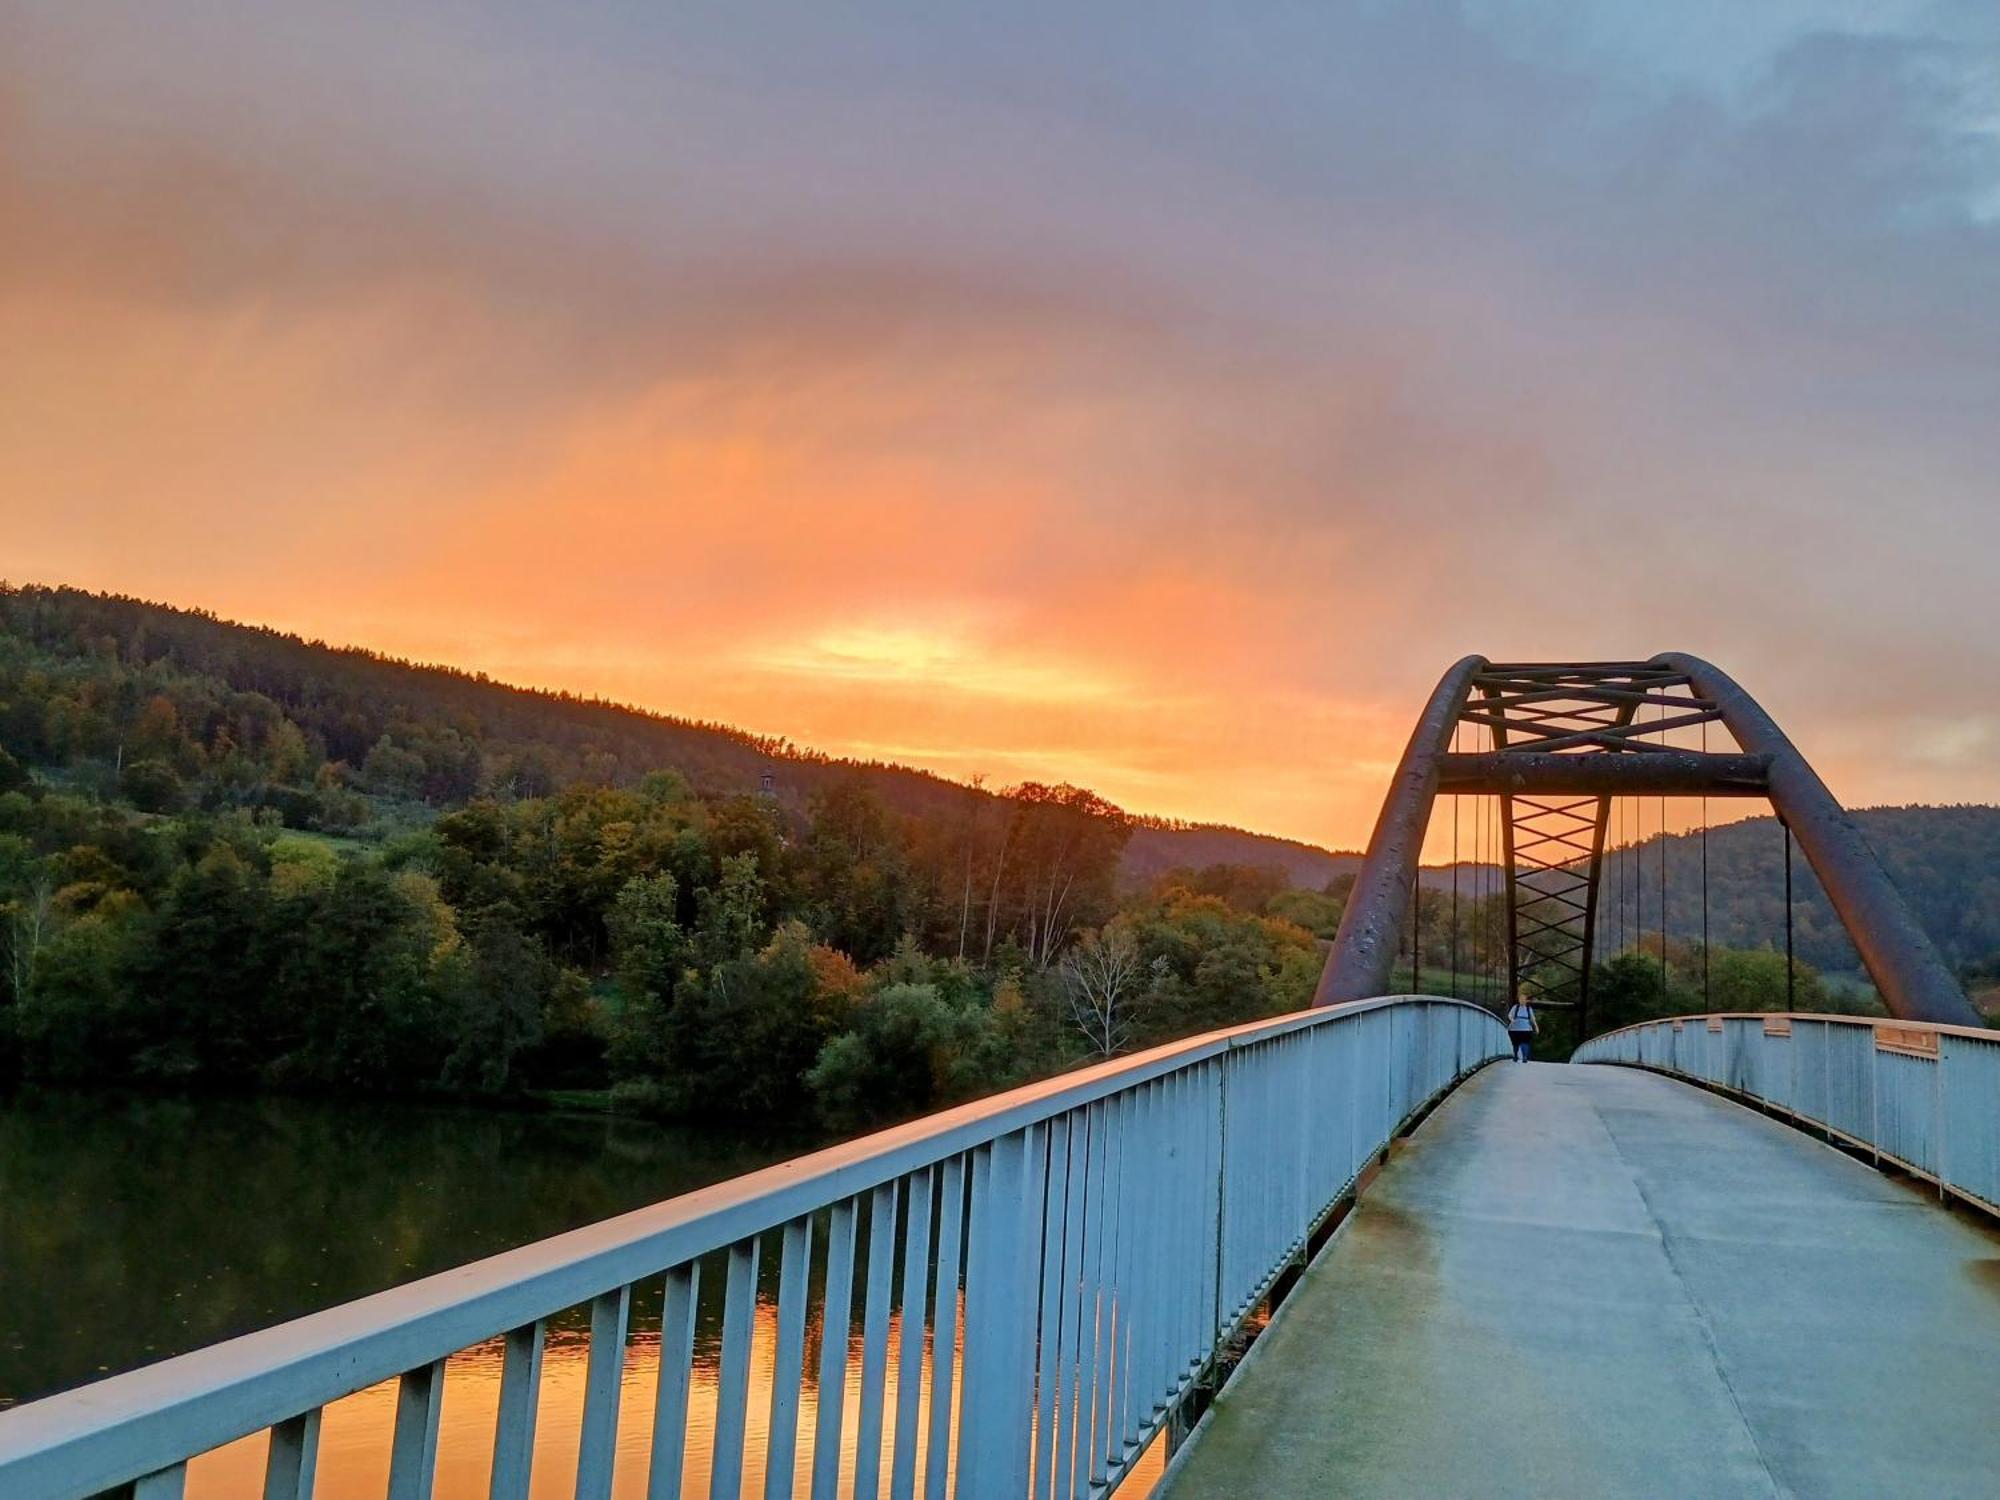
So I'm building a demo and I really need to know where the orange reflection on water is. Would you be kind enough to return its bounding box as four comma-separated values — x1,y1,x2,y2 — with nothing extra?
183,1301,1162,1499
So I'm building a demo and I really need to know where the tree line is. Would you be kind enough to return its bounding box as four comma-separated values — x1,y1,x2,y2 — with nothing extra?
0,585,1336,1126
4,582,1992,1122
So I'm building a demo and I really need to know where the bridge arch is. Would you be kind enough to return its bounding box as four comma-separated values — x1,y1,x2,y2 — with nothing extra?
1315,654,1978,1028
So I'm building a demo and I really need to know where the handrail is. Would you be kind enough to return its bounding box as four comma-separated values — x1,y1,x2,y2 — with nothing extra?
1579,1010,2000,1046
1574,1010,2000,1220
0,995,1507,1500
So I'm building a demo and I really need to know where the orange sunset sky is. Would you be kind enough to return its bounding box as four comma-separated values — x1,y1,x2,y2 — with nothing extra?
6,3,2000,852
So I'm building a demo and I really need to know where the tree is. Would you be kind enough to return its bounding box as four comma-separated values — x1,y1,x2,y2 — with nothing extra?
442,914,545,1094
0,746,28,796
119,758,185,813
1059,922,1153,1057
1587,951,1672,1037
607,872,684,1077
6,875,53,1004
1708,946,1827,1014
806,982,1008,1130
988,783,1131,966
796,778,913,963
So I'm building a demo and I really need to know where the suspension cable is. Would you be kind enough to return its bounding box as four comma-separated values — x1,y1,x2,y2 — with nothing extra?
1613,796,1622,957
1450,721,1460,999
1410,863,1420,993
1486,786,1496,1002
1634,788,1644,972
1475,784,1485,998
1660,790,1669,1001
1701,719,1711,1008
1784,819,1796,1011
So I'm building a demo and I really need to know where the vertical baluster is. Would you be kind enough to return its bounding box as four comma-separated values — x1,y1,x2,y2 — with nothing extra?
1164,1072,1190,1399
1045,1113,1090,1500
577,1286,633,1500
1186,1064,1208,1382
853,1180,900,1500
1029,1116,1072,1500
388,1359,447,1500
1153,1077,1176,1421
765,1217,816,1500
134,1465,188,1500
1090,1101,1126,1492
488,1322,543,1500
1017,1125,1051,1483
264,1408,322,1500
890,1167,937,1500
1204,1059,1224,1357
923,1156,967,1500
1163,1072,1188,1407
958,1137,1025,1496
811,1197,861,1500
1117,1086,1153,1468
1112,1088,1142,1469
650,1262,703,1500
1069,1103,1109,1500
710,1237,763,1500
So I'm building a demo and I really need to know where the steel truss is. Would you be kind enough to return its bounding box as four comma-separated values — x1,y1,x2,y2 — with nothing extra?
1474,662,1727,1032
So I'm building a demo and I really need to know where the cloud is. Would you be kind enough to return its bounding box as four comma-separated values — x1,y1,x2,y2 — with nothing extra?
4,1,2000,844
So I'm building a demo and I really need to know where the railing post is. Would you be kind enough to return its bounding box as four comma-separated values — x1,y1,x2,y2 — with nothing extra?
263,1409,322,1500
387,1359,446,1500
489,1324,542,1500
957,1128,1041,1498
650,1262,702,1500
576,1287,631,1500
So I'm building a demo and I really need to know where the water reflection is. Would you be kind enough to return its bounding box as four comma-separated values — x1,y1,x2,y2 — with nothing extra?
0,1091,816,1407
184,1301,1162,1498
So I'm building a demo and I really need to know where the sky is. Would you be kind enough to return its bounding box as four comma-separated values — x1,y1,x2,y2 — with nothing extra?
5,2,2000,852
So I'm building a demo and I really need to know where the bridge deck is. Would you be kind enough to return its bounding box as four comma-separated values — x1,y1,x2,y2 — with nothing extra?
1159,1060,2000,1500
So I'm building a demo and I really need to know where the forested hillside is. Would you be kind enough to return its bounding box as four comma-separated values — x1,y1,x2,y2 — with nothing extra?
0,584,1349,877
1594,808,2000,980
3,583,1995,1121
0,585,1332,1123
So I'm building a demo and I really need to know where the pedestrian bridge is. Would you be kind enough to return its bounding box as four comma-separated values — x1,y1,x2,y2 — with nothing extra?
6,1003,2000,1500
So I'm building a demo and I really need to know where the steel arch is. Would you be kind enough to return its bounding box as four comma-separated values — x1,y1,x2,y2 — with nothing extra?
1314,654,1978,1028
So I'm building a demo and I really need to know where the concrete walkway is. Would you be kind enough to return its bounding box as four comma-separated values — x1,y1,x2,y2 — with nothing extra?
1160,1061,2000,1500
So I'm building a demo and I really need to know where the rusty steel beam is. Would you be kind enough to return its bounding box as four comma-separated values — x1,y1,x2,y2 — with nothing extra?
1654,653,1979,1027
1313,655,1485,1007
1436,750,1771,797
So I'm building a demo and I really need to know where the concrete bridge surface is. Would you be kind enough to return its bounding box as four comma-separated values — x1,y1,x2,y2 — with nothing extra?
1159,1061,2000,1500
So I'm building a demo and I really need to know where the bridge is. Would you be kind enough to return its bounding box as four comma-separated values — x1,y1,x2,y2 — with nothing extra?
2,655,1995,1500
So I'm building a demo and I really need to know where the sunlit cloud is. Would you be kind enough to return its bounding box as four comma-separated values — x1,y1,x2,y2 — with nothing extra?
742,623,1140,705
4,1,2000,848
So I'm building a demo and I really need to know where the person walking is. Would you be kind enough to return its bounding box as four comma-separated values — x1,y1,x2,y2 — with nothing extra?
1506,990,1538,1063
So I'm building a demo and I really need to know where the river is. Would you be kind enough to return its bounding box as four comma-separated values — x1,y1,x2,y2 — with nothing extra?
0,1090,1163,1497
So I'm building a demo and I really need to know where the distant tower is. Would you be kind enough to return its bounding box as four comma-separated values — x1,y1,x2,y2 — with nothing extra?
758,768,776,798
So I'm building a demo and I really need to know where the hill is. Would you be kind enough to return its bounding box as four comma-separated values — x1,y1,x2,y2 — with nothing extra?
1597,807,2000,980
0,583,1349,880
0,583,1341,1123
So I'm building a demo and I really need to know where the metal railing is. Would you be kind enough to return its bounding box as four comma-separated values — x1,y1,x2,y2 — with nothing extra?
1574,1011,2000,1215
0,996,1506,1500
